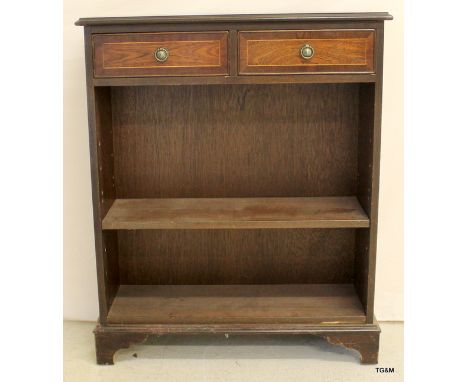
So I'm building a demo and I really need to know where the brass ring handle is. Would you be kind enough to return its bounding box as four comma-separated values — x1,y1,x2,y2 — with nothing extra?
300,44,314,60
154,47,169,62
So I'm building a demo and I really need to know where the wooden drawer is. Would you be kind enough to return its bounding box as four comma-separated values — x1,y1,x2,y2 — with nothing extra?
239,30,374,75
93,32,229,77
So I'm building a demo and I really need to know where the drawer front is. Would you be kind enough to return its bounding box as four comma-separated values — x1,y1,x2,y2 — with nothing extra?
239,30,374,75
93,32,229,77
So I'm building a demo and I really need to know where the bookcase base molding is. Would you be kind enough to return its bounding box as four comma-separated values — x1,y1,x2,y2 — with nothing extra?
94,321,380,365
76,12,392,365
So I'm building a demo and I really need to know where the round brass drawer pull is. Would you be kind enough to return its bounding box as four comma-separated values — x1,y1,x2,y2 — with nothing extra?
154,47,169,62
300,44,314,60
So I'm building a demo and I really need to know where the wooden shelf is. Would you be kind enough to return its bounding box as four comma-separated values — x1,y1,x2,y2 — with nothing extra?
102,197,369,230
107,284,366,325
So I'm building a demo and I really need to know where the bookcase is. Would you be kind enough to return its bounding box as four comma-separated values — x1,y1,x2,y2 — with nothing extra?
76,12,392,365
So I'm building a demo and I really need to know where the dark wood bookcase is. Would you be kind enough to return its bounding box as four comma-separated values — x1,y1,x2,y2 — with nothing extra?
76,12,392,365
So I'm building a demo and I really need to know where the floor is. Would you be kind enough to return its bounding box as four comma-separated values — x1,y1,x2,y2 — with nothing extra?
64,321,403,382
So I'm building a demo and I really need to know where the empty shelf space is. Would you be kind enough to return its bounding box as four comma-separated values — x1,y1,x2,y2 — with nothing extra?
107,284,366,325
102,197,369,229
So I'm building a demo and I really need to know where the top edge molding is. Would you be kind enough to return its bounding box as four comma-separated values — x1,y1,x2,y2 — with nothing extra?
75,13,393,26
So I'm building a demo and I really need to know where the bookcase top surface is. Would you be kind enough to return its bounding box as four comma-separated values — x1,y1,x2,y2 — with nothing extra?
75,12,393,26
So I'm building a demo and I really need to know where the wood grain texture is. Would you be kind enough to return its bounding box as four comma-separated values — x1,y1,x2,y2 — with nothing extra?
85,21,383,38
111,84,359,198
354,23,385,323
93,87,116,219
93,32,228,77
94,329,148,365
101,231,120,312
75,13,393,26
76,13,391,365
93,88,119,317
239,30,374,75
117,229,356,285
354,83,376,315
106,284,366,325
319,331,380,364
94,320,380,364
102,197,369,229
83,28,118,322
361,24,385,323
93,73,377,87
96,318,380,334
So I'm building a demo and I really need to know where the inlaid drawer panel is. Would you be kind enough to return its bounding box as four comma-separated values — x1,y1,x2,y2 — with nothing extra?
93,32,229,77
239,30,374,75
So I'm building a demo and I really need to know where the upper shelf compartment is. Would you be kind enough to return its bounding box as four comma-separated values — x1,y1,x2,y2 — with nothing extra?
102,196,369,230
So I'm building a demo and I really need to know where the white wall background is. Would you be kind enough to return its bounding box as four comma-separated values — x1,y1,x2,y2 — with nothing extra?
64,0,403,321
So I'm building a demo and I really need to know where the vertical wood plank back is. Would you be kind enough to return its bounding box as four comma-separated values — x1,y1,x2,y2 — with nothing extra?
111,83,359,198
117,229,356,285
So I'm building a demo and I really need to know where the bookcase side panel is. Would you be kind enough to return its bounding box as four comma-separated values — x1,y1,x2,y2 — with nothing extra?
84,27,119,322
355,22,385,323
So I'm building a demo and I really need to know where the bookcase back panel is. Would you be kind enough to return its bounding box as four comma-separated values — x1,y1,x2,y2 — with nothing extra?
111,83,359,198
117,229,355,285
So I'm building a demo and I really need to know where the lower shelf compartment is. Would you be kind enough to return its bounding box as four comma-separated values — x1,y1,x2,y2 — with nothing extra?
107,284,366,325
